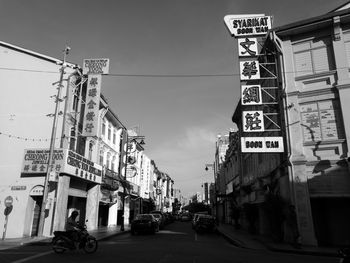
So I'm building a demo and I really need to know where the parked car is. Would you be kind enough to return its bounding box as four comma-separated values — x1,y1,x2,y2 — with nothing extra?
131,214,158,235
179,213,191,222
150,213,164,230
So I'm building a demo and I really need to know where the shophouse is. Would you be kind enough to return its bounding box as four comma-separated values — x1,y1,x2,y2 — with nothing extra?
0,42,99,238
264,3,350,246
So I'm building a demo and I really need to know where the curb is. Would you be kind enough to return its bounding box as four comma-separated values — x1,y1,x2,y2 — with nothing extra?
217,228,339,257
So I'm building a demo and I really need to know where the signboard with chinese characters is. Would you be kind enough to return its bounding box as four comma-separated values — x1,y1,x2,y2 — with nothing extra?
64,150,102,184
241,85,262,105
21,149,64,176
83,59,110,75
82,74,101,137
21,149,102,184
240,60,260,80
238,38,258,57
241,137,284,153
242,111,265,132
224,15,272,37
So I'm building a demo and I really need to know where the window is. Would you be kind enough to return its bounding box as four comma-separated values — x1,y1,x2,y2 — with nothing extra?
106,152,111,169
88,141,93,160
300,100,344,142
102,119,106,136
99,150,104,166
69,128,76,151
344,31,350,68
113,131,116,144
293,37,335,77
108,124,111,140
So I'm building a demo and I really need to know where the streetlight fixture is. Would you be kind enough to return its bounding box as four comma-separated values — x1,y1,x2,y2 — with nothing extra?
204,163,218,222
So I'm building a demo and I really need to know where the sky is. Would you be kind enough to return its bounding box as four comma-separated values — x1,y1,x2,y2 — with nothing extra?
0,0,347,197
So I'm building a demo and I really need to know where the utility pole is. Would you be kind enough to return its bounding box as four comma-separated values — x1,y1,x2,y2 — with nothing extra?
37,46,70,237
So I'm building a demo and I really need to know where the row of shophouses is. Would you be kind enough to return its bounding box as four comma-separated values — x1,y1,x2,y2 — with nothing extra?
210,4,350,247
0,41,180,238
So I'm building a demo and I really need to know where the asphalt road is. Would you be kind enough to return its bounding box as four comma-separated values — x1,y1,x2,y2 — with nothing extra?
0,221,339,263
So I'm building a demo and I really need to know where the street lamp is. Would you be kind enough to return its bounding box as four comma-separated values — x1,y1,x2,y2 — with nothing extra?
204,163,218,222
120,131,145,231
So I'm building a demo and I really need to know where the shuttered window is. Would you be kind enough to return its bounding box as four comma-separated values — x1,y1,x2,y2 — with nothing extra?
293,37,334,77
344,31,350,68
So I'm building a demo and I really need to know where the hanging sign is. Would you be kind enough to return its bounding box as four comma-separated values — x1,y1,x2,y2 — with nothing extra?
241,137,284,152
242,111,265,132
83,59,110,75
238,38,258,57
82,74,102,137
224,15,272,37
240,60,260,80
241,85,262,105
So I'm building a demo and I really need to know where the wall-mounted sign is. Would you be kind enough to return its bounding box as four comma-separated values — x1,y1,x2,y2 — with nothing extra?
21,149,102,184
21,149,65,175
240,60,260,80
241,137,284,152
238,37,258,57
30,185,44,196
241,85,262,105
82,74,101,137
65,150,102,184
11,186,26,191
242,111,265,132
224,15,272,37
83,58,110,75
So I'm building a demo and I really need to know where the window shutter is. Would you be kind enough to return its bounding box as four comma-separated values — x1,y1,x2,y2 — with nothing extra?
345,41,350,68
294,51,313,76
313,47,332,73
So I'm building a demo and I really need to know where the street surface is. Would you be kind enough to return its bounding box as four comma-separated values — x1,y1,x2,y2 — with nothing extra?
1,221,339,263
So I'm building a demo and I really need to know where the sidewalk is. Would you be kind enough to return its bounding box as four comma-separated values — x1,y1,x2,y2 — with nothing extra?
216,224,339,257
0,225,130,251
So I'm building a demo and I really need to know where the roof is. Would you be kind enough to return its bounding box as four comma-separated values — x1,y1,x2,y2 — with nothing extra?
0,41,77,68
273,5,350,36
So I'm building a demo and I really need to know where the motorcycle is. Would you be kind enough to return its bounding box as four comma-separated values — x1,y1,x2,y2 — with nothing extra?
339,247,350,263
194,216,216,234
52,222,98,254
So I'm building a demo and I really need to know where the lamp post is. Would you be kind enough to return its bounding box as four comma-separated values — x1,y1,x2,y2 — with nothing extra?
204,163,217,222
120,130,145,231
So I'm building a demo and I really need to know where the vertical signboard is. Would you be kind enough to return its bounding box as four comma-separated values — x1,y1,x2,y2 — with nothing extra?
82,74,102,137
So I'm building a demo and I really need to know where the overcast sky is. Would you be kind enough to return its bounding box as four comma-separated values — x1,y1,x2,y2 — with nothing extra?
0,0,347,197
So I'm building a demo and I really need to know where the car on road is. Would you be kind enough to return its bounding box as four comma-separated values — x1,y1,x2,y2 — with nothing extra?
131,214,159,235
179,213,191,222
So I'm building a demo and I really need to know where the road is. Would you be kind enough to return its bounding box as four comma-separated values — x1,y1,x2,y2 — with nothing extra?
0,221,339,263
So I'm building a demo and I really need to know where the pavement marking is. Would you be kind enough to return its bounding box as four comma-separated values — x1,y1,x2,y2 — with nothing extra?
10,250,53,263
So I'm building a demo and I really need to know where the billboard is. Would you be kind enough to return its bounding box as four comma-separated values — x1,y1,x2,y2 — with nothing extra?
83,59,110,75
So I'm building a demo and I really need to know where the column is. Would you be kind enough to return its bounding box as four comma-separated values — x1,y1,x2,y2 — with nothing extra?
86,184,100,230
53,175,70,232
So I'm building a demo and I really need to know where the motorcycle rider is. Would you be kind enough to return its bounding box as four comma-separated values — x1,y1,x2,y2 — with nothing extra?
66,210,80,249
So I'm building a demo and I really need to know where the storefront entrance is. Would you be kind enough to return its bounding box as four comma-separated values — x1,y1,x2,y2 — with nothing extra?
30,196,42,237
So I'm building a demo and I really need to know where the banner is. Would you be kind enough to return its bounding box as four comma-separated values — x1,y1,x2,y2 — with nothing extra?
82,74,101,137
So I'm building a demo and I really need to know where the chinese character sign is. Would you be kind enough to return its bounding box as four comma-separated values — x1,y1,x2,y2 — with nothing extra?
242,111,265,132
241,85,262,105
240,60,260,80
82,74,101,137
238,38,258,57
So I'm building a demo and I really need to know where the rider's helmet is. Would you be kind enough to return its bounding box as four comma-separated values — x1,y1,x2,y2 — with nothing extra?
71,210,79,218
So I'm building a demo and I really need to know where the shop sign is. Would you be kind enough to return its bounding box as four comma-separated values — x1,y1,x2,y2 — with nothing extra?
224,15,272,37
64,150,102,184
238,37,258,57
242,111,265,132
240,60,260,80
30,185,44,196
241,137,284,153
126,165,137,178
83,58,110,75
241,85,262,105
21,149,65,175
82,74,101,137
11,186,26,191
